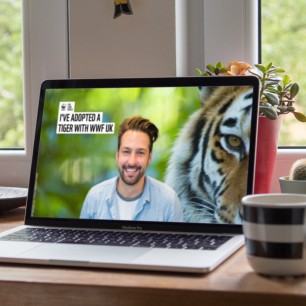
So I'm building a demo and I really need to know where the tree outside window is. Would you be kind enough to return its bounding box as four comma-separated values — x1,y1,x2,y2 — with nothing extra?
261,0,306,146
0,0,24,149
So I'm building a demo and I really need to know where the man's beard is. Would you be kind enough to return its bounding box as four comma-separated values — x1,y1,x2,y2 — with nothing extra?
118,165,145,186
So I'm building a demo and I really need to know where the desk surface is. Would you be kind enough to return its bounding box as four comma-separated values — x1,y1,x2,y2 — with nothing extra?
1,207,306,306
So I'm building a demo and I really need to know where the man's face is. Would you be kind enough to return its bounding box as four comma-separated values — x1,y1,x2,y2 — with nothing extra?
116,130,152,186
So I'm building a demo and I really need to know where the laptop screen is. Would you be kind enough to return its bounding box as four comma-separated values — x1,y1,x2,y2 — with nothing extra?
27,77,259,230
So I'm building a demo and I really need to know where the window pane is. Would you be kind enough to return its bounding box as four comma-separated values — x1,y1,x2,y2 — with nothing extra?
0,0,24,149
261,0,306,146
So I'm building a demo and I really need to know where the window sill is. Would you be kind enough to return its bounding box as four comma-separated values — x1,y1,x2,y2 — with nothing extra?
270,148,306,193
0,149,29,160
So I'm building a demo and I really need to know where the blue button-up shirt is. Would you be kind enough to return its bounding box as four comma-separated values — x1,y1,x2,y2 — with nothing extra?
80,176,183,222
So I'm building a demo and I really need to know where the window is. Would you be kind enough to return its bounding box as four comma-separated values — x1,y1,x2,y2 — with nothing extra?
0,0,68,187
261,0,306,146
1,0,304,189
0,0,24,148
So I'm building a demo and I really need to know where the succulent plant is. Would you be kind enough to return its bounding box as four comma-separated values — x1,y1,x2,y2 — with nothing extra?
289,158,306,181
249,63,302,121
196,61,306,122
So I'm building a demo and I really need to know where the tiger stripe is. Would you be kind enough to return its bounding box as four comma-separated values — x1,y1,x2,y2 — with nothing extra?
165,86,253,224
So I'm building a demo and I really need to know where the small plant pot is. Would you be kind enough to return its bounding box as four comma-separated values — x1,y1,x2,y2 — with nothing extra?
279,176,306,194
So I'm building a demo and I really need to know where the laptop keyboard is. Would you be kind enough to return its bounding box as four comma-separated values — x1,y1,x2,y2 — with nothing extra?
0,228,232,250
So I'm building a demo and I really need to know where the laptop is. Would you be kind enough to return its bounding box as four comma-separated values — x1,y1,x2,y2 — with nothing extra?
0,76,259,273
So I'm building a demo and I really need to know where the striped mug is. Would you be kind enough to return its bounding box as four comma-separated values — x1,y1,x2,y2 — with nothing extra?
242,194,306,277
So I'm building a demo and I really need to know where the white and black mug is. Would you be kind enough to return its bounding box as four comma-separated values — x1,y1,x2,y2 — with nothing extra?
242,194,306,277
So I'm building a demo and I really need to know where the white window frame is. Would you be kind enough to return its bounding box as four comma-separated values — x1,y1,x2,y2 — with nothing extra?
0,0,68,187
0,0,304,191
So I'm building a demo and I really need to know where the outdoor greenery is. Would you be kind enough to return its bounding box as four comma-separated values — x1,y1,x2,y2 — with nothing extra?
262,0,306,145
0,0,23,148
0,0,305,147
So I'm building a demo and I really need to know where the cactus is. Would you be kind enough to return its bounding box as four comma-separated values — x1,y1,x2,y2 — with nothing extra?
289,159,306,180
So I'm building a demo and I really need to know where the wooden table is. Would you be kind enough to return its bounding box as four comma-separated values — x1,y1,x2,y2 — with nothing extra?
1,207,306,306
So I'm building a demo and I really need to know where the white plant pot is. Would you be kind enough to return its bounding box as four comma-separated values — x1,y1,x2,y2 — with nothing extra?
279,176,306,194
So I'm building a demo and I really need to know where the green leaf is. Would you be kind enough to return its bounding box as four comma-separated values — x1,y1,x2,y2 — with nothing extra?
248,69,263,78
290,83,300,98
277,105,286,111
276,84,283,92
264,92,279,105
267,67,278,73
266,86,278,92
195,68,203,76
282,75,291,86
206,65,215,73
293,112,306,122
266,62,273,70
260,105,278,120
216,62,223,69
286,106,295,112
255,64,266,73
260,102,272,108
266,80,281,87
274,68,285,73
266,76,282,82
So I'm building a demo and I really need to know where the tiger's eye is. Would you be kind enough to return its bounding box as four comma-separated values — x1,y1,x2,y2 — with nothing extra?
227,135,242,148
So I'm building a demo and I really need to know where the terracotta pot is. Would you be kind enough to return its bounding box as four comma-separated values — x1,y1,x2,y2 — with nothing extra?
254,116,282,194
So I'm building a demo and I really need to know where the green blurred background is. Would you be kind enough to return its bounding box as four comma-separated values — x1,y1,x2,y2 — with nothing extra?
33,86,200,218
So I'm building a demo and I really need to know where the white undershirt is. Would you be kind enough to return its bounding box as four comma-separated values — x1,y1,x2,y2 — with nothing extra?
117,195,139,220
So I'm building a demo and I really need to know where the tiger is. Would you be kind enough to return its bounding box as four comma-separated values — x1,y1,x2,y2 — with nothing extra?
165,86,254,224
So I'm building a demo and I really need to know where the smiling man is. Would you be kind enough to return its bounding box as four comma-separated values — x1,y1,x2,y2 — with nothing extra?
80,116,183,222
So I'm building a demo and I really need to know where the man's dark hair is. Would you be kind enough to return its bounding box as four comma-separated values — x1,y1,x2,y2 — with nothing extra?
118,116,159,152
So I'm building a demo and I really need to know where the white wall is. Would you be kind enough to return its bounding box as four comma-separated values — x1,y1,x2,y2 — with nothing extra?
68,0,176,78
68,0,258,78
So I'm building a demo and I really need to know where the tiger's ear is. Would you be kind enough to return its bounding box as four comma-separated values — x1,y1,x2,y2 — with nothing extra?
199,86,217,106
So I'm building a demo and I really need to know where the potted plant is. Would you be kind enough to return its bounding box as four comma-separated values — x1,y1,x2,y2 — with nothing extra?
279,158,306,194
196,61,305,121
196,61,306,194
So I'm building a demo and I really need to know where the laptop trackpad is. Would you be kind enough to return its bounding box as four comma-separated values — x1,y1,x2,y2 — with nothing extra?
18,244,150,264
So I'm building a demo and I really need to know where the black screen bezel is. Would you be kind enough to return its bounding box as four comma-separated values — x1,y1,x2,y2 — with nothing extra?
25,76,259,234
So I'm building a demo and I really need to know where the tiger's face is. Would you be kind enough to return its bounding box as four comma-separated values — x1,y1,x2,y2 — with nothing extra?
165,86,253,224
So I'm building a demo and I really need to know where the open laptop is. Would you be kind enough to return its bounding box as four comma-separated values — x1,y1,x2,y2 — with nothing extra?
0,76,259,273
